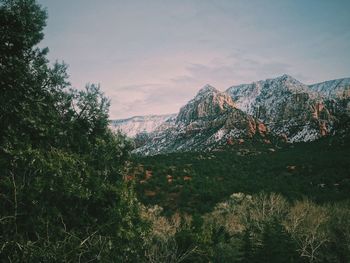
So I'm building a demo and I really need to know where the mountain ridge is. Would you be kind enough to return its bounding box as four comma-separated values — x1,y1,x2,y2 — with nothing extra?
111,75,350,155
110,114,176,137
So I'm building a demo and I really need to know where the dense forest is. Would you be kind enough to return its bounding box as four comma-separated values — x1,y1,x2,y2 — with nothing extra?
0,0,349,262
133,136,350,213
131,136,350,262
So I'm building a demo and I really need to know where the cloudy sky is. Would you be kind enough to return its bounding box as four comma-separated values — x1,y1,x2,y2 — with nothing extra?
38,0,350,119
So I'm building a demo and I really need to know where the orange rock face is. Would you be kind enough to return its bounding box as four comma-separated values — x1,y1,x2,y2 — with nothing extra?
145,170,153,180
312,102,327,119
125,175,134,181
144,190,156,197
258,123,267,134
247,121,256,137
319,122,328,136
227,138,234,145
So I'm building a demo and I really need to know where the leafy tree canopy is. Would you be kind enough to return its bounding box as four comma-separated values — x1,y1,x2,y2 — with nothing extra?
0,0,148,261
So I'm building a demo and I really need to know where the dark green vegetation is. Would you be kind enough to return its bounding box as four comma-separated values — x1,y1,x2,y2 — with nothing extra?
132,138,350,263
142,192,350,263
132,136,350,214
0,0,146,261
1,0,349,262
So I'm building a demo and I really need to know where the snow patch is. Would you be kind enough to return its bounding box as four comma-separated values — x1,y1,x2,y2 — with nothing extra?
110,114,176,137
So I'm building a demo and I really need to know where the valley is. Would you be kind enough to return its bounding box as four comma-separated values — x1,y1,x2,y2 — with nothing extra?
130,135,350,214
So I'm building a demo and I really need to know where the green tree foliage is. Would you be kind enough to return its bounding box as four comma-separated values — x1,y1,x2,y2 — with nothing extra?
139,191,350,263
0,0,148,261
256,220,300,263
1,0,55,148
133,134,350,214
326,202,350,262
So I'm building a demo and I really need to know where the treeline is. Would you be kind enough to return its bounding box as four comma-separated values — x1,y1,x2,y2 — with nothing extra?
133,137,350,214
142,192,350,263
0,0,147,261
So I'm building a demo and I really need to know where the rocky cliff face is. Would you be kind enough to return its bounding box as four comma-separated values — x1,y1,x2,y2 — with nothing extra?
176,85,235,123
133,87,273,155
111,75,350,155
226,75,337,142
309,78,350,117
309,78,350,99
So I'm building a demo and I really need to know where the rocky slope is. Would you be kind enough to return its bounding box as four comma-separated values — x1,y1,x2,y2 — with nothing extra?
309,78,350,99
309,78,350,118
134,86,274,155
110,114,176,137
176,85,235,123
226,75,349,142
111,75,350,155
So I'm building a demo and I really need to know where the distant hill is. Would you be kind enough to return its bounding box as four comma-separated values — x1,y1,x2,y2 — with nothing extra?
110,114,176,137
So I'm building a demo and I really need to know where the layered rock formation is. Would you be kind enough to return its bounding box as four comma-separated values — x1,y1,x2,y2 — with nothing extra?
133,86,274,155
111,75,350,155
226,75,336,142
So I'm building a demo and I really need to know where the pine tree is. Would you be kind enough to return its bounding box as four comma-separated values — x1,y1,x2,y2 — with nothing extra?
257,220,301,263
0,1,148,261
241,227,255,263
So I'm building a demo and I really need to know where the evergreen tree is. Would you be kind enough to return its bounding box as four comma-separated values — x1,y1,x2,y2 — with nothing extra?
256,220,301,263
241,227,255,263
0,0,148,261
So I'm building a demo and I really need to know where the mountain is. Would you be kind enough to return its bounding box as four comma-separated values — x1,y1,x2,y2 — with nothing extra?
176,85,235,123
133,86,274,155
309,77,350,99
227,74,314,113
111,75,350,155
110,114,176,137
309,78,350,119
226,74,334,142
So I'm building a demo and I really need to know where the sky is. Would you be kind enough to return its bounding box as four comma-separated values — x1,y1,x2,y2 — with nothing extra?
37,0,350,119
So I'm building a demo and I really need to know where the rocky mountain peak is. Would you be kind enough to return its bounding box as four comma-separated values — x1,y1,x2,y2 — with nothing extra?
276,74,297,82
176,86,235,123
111,75,350,155
265,74,311,94
196,84,218,95
225,74,336,142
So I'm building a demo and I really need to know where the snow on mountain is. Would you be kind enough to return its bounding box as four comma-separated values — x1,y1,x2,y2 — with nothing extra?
110,114,176,137
134,86,272,155
226,74,317,118
308,77,350,99
176,84,235,123
111,75,350,155
226,74,332,142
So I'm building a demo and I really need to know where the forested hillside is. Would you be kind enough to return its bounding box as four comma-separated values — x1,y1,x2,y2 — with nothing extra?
131,136,350,262
132,136,350,213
